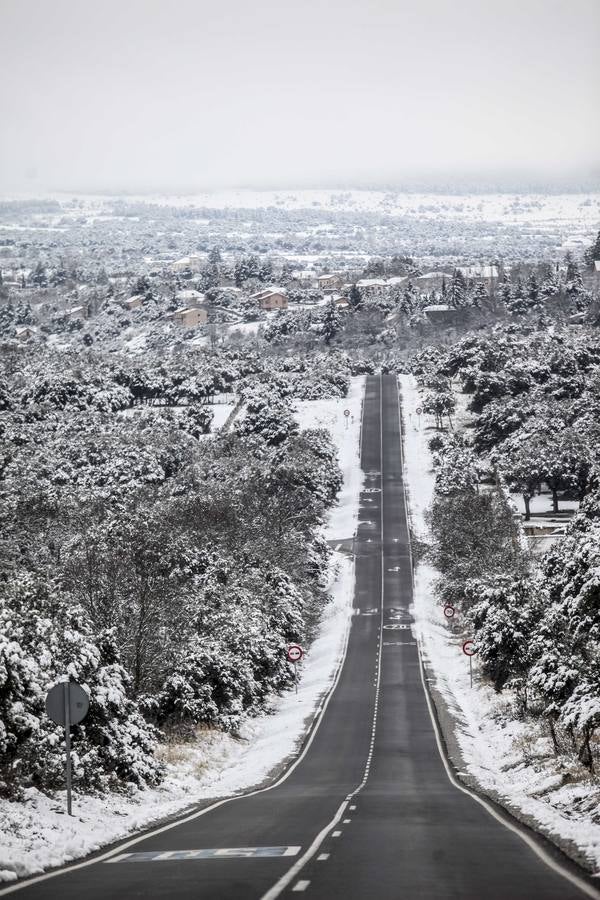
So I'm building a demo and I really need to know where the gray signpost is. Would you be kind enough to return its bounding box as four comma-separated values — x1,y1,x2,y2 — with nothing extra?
462,640,477,688
286,644,304,694
45,680,89,815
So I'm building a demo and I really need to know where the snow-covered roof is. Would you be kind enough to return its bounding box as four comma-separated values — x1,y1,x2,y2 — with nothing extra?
251,287,287,299
417,271,448,279
456,265,498,279
386,276,408,285
356,278,387,287
424,304,452,312
173,306,205,316
594,260,600,272
176,289,204,300
68,305,86,314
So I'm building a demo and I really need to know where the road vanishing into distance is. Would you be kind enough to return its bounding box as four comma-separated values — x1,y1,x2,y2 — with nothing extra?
4,375,598,900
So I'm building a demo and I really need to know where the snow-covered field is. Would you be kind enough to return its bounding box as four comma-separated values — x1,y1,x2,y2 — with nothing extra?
35,189,600,229
0,380,365,884
399,374,600,874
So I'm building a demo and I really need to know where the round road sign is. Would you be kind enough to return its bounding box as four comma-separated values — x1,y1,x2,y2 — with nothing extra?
415,407,422,416
462,640,477,657
343,409,350,418
287,644,304,663
443,605,456,619
45,681,90,726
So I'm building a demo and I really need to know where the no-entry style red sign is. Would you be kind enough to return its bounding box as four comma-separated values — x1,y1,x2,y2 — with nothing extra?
287,644,304,663
462,640,477,657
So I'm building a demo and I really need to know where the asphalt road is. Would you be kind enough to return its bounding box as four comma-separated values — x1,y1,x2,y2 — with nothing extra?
6,374,598,900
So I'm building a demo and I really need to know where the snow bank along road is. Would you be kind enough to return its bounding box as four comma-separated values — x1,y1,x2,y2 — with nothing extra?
3,375,599,900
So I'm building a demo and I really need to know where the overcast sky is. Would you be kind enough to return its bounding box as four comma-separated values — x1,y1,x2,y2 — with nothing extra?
0,0,598,193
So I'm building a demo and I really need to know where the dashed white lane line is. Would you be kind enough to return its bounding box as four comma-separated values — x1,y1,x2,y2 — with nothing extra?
317,854,330,862
349,805,356,811
261,376,386,900
292,881,310,892
343,819,352,824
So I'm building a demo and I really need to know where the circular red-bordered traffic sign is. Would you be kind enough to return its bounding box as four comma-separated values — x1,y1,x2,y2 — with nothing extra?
343,409,350,417
443,605,456,619
415,407,422,416
462,640,477,657
287,644,304,663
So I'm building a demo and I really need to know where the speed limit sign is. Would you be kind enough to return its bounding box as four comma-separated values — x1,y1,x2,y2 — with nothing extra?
343,409,350,418
416,407,422,416
443,605,456,619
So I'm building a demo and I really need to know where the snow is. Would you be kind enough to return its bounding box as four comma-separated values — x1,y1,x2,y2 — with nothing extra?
398,374,600,874
0,381,365,883
209,402,235,432
510,492,579,516
294,376,366,541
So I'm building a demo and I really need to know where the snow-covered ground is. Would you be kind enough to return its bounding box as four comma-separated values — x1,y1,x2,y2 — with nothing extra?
399,374,600,874
0,381,365,884
294,376,366,542
32,189,600,230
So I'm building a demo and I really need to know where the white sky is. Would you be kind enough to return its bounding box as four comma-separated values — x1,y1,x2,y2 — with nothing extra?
0,0,598,192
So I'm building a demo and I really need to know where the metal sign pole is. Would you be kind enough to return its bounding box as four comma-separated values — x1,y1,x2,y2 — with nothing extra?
63,681,73,816
469,655,473,689
294,661,298,695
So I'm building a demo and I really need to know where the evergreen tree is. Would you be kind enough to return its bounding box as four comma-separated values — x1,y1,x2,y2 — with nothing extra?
584,229,600,267
499,272,512,307
321,299,342,345
348,283,362,310
31,261,47,288
472,282,488,309
450,270,468,308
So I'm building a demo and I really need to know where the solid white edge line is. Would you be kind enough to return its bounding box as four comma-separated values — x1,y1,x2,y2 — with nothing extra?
259,374,386,900
0,388,367,898
396,376,600,900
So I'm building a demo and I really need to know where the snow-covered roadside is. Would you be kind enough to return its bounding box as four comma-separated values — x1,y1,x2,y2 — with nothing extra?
399,373,600,874
294,375,366,543
1,380,365,884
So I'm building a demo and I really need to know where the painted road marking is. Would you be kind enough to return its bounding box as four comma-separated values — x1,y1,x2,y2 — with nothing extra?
106,847,301,863
383,623,410,630
383,641,417,646
292,881,310,892
332,831,342,838
317,854,329,861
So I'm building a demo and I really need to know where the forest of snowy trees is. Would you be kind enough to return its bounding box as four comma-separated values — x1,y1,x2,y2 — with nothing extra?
0,345,361,798
1,202,599,812
413,327,600,771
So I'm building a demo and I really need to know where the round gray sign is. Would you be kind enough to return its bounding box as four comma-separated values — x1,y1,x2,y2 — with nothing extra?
45,681,90,726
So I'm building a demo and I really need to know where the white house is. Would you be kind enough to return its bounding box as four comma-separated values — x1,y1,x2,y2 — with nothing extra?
456,265,499,286
176,289,206,306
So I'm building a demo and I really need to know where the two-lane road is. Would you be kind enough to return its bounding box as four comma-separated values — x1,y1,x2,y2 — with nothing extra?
4,375,598,900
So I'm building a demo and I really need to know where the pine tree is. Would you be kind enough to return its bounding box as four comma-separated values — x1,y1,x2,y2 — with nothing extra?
450,270,468,308
472,282,488,309
321,299,342,345
584,229,600,267
527,272,540,306
348,283,362,310
500,272,512,308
